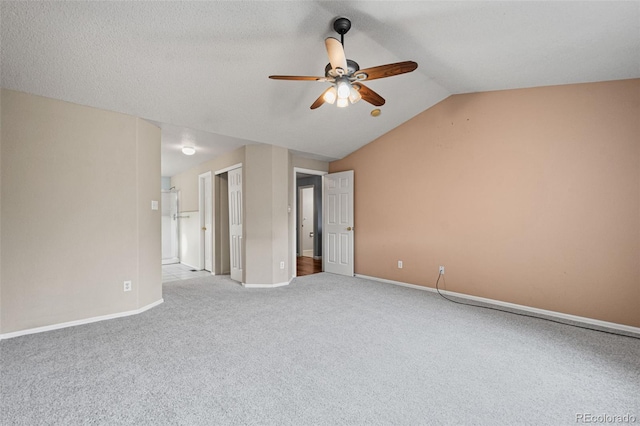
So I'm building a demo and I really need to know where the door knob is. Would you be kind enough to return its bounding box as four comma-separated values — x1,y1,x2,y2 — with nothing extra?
347,227,352,231
202,226,207,231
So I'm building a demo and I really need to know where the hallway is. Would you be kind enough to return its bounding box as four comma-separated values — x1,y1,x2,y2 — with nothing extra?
296,256,322,277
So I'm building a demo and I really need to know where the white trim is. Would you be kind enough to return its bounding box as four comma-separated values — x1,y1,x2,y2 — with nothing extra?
0,299,164,341
242,281,290,289
180,261,199,270
294,167,329,176
215,163,242,176
292,167,327,278
355,274,640,337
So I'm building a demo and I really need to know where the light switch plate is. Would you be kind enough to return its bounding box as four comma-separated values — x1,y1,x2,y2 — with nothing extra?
151,200,158,210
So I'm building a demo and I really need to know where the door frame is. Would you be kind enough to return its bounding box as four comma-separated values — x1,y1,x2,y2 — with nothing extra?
198,171,213,272
292,167,327,278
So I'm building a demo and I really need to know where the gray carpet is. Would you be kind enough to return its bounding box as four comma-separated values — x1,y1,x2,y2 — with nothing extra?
1,273,639,425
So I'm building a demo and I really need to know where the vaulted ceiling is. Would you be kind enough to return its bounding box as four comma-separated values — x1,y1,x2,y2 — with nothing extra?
2,1,638,176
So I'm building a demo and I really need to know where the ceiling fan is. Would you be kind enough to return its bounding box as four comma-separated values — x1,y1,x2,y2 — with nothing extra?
269,17,418,110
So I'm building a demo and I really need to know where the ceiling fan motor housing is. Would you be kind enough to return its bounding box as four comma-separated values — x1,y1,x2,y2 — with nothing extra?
325,59,360,77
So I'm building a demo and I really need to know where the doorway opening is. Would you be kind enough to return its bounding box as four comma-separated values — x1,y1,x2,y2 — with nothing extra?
294,169,326,277
199,172,213,272
214,163,243,283
161,189,179,265
299,185,315,258
214,172,231,276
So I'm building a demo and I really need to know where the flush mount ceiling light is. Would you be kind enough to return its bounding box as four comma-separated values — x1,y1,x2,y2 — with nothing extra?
181,146,196,156
269,17,418,109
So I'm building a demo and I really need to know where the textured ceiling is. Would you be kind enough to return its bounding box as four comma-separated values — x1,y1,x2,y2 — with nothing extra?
2,1,639,176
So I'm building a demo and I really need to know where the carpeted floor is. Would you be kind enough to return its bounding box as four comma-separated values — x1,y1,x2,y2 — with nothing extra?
1,273,639,425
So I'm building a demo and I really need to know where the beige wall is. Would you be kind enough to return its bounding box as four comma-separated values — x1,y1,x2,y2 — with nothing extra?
244,145,290,285
330,79,640,328
0,89,3,333
291,156,330,172
136,119,162,307
0,90,162,334
270,146,290,284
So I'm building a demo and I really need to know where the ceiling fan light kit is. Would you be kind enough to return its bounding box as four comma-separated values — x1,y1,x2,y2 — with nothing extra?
269,17,418,110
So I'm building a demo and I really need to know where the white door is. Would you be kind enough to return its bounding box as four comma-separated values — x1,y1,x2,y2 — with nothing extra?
228,167,243,282
323,170,354,276
300,186,314,257
200,172,213,272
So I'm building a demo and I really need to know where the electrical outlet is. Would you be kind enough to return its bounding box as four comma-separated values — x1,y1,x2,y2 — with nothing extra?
439,266,445,275
123,281,132,292
280,261,285,269
398,260,403,269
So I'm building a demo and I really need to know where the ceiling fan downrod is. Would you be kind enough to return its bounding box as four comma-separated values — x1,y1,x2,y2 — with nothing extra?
333,17,351,46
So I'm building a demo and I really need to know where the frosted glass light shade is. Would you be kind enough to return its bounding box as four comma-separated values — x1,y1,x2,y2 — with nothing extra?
349,85,361,103
337,80,350,99
182,146,196,156
323,87,337,104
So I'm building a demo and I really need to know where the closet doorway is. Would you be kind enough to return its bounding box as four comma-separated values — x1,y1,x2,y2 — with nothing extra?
214,163,243,283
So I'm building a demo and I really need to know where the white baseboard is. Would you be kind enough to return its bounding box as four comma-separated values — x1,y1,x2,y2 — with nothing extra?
243,278,292,289
355,274,640,337
179,262,199,270
0,299,164,341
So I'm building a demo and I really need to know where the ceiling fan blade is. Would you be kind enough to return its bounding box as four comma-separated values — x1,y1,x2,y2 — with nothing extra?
354,83,385,106
325,37,348,74
269,75,327,81
310,87,333,110
354,61,418,81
